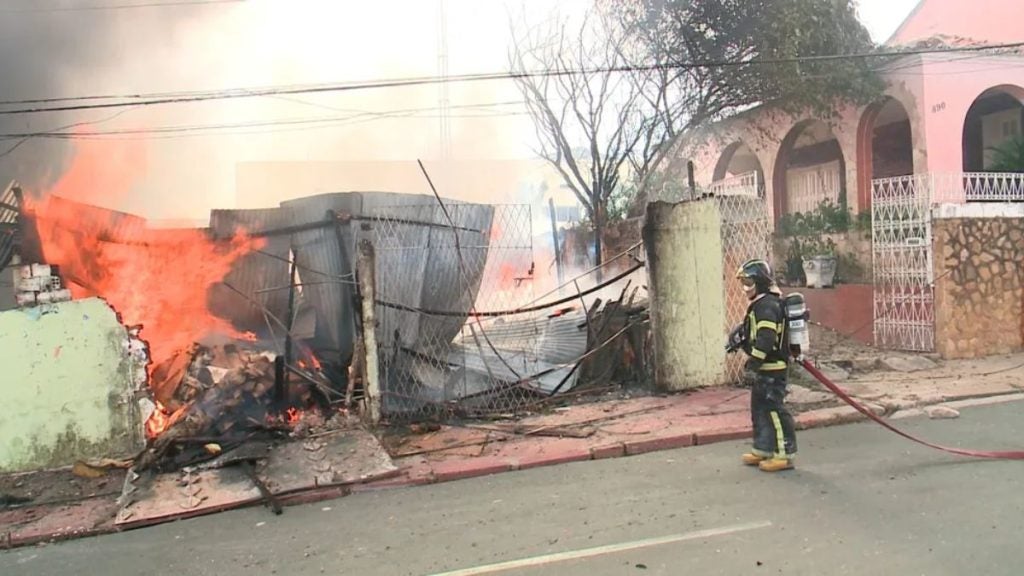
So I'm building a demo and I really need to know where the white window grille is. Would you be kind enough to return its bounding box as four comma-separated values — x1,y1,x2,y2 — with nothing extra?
785,161,841,214
710,171,761,198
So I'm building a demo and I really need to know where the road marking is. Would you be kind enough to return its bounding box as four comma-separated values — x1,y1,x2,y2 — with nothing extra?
426,520,772,576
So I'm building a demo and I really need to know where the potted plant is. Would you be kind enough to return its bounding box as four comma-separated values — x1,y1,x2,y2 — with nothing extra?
800,236,837,288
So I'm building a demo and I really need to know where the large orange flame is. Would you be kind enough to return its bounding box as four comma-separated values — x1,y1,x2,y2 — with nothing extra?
23,141,263,370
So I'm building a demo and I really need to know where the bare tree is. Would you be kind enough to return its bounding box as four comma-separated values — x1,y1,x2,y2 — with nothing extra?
510,8,667,268
510,1,883,265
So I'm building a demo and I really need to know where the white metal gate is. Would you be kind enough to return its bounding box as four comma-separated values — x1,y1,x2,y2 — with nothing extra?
871,176,934,351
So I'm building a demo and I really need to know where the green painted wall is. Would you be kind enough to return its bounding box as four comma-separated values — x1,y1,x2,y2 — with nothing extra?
643,200,727,390
0,298,145,473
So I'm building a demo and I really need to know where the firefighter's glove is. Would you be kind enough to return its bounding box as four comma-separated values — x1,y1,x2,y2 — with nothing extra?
725,324,746,353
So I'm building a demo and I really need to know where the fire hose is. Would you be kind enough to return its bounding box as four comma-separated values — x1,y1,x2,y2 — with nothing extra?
799,358,1024,460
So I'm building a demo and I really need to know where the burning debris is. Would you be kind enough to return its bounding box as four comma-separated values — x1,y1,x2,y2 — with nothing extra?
0,174,654,528
6,181,644,475
138,340,347,471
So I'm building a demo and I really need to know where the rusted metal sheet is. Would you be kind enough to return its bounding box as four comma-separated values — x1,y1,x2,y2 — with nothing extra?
207,207,296,333
279,193,363,368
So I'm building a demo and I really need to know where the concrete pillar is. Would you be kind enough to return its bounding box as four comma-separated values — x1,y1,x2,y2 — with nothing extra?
642,200,727,391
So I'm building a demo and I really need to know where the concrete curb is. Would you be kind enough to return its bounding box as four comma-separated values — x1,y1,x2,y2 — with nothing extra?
364,392,1024,491
624,433,696,455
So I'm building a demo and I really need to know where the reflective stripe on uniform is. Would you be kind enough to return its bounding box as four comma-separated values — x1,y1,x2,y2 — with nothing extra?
755,320,782,333
760,360,787,371
769,411,788,459
751,348,767,360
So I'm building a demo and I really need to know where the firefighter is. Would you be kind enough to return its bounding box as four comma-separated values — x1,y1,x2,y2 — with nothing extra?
735,258,797,472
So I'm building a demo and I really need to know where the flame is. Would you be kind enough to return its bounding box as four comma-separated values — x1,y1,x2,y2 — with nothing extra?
145,403,171,438
297,353,322,372
285,407,301,426
23,141,263,441
145,401,187,439
23,142,263,369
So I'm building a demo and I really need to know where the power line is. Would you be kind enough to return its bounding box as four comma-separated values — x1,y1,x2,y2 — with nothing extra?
6,54,1008,145
65,111,528,141
0,106,137,158
1,42,1022,116
0,100,528,142
0,0,243,13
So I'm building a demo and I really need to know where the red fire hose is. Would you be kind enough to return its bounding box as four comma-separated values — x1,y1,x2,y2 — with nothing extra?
799,359,1024,460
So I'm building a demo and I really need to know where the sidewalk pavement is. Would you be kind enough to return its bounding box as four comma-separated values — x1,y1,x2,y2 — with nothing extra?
363,352,1024,490
3,352,1024,549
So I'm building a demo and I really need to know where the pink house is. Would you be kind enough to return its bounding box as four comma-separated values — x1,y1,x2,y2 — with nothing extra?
672,0,1024,354
677,0,1023,220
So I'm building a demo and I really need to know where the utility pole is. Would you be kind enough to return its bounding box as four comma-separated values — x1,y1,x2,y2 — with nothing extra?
437,0,451,160
548,198,564,287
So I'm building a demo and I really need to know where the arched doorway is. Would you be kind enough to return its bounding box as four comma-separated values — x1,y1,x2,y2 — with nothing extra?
772,120,846,220
856,97,914,211
962,85,1024,172
712,141,765,196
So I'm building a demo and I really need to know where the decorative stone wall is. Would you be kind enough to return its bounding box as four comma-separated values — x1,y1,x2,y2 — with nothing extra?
933,217,1024,359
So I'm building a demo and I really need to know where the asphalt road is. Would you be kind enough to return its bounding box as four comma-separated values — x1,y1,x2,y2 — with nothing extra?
3,400,1023,576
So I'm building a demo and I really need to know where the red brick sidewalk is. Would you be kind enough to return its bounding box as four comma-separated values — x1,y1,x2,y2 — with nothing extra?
359,387,778,490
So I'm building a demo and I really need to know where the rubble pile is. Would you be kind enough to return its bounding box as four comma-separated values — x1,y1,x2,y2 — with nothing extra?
138,342,342,470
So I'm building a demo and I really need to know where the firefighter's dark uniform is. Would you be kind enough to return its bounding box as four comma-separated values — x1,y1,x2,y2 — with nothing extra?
742,291,797,460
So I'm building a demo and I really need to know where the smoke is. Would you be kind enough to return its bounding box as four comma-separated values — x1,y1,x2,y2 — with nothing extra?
0,1,550,220
0,2,239,211
0,5,173,192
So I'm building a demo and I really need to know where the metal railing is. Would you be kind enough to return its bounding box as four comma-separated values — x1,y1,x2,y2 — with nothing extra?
873,172,1024,205
710,171,761,198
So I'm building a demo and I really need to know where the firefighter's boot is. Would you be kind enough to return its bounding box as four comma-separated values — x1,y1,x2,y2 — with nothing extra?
757,458,794,472
741,453,766,466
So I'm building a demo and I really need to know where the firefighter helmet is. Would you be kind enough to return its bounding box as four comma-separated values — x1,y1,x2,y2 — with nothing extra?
736,258,774,296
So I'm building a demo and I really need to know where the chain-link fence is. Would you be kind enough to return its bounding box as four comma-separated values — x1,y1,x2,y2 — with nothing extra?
367,203,573,419
717,194,772,384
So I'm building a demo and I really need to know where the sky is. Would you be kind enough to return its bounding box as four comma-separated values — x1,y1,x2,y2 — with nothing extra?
858,0,922,43
0,0,922,220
